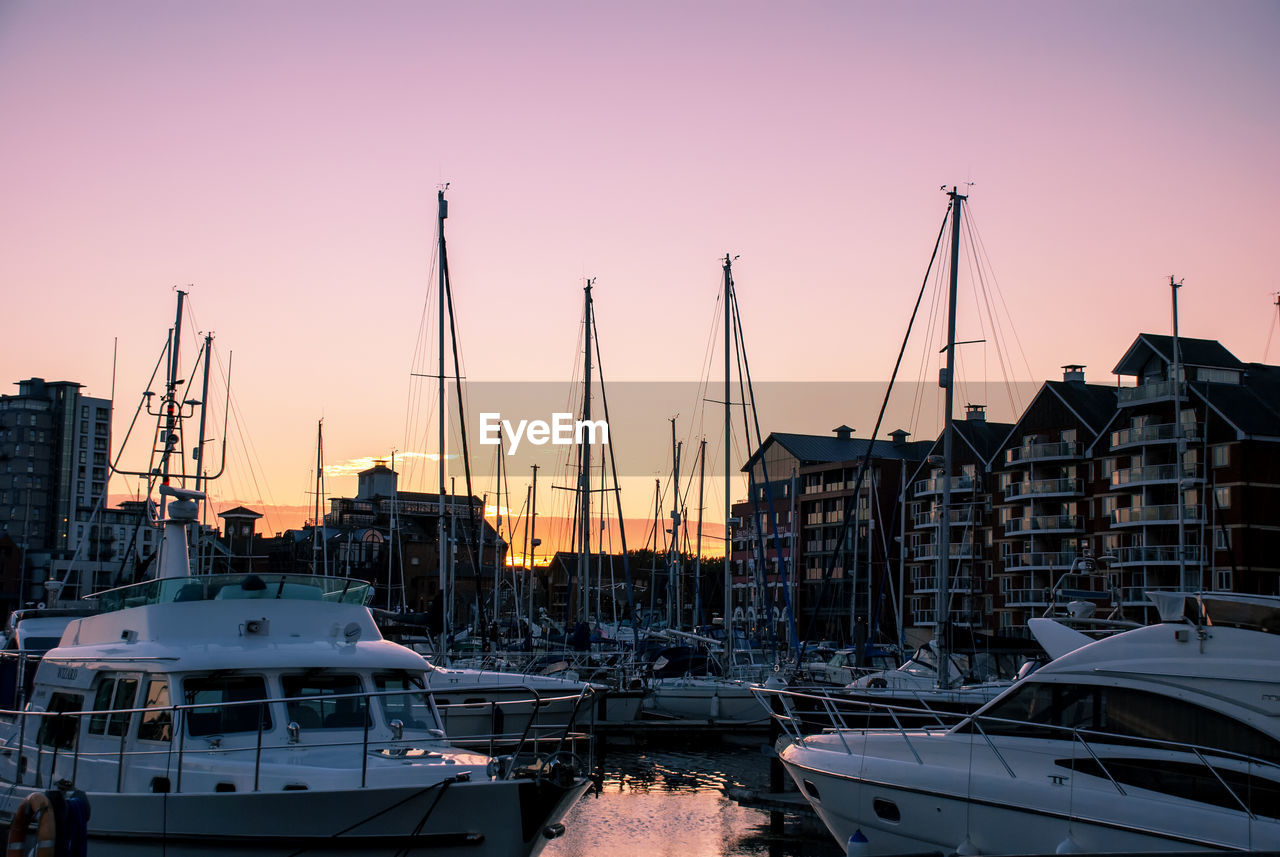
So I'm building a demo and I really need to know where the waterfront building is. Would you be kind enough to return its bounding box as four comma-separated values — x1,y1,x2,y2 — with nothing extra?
901,405,1015,647
748,333,1280,644
992,365,1117,632
0,378,112,612
734,426,931,644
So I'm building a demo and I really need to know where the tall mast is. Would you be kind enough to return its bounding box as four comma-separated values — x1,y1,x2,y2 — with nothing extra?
668,418,681,628
529,464,539,624
577,280,595,624
159,289,187,517
437,189,449,650
1171,275,1188,591
313,419,325,574
695,438,706,626
723,254,734,653
192,330,214,573
935,188,965,688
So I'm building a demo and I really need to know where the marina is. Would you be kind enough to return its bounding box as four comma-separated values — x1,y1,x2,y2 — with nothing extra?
2,3,1279,856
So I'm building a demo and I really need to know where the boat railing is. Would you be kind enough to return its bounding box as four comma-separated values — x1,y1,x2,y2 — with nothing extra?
752,685,961,762
5,684,594,794
84,572,375,612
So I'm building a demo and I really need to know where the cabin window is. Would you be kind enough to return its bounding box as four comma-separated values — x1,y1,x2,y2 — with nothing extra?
970,683,1280,764
183,675,272,736
37,692,82,749
89,676,138,737
138,679,172,742
282,673,367,729
374,673,434,730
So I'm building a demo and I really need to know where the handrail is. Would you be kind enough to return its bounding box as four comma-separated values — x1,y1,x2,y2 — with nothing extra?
2,683,594,794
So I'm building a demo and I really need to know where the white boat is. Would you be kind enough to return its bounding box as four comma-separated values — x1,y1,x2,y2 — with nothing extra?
424,664,643,744
0,485,590,856
644,675,770,725
767,591,1280,855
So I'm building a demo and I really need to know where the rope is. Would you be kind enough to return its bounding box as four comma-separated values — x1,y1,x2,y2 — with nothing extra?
799,204,952,648
285,776,458,857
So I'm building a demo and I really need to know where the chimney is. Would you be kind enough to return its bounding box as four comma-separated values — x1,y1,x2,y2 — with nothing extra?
965,404,986,422
1062,364,1086,383
889,429,910,448
833,425,854,441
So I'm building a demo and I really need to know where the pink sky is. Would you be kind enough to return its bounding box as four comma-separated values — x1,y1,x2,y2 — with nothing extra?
2,1,1277,540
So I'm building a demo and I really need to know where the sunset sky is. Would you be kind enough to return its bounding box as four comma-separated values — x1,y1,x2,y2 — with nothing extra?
1,1,1277,553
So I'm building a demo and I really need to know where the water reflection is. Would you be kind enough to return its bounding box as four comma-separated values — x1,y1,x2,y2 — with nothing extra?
544,745,841,857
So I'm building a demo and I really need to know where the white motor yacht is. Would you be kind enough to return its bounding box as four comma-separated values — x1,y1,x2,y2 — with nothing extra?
767,592,1280,854
0,485,590,857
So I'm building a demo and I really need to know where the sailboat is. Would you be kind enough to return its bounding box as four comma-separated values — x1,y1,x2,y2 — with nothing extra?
0,291,591,857
641,255,779,727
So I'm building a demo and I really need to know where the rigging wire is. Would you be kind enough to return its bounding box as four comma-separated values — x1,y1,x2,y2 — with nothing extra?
799,203,952,649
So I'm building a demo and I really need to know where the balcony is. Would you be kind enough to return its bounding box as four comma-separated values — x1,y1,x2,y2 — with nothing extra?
1113,544,1205,566
1118,585,1183,606
1003,550,1076,570
1003,477,1083,502
1110,463,1202,489
1110,504,1204,527
913,475,975,497
912,508,973,529
911,611,981,628
1004,441,1081,465
911,541,979,561
1003,514,1084,536
1116,379,1184,406
913,575,983,594
1002,588,1051,607
1110,422,1201,450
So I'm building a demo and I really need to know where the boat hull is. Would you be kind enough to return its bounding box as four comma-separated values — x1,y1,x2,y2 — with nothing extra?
779,732,1280,855
1,775,589,857
643,678,768,725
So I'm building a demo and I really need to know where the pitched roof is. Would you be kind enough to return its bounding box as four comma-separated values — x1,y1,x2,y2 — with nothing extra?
217,506,262,519
1190,364,1280,438
1113,334,1243,376
743,432,932,472
952,418,1017,463
1044,380,1118,435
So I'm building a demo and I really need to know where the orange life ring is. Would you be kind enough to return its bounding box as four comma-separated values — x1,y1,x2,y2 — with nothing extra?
6,791,55,857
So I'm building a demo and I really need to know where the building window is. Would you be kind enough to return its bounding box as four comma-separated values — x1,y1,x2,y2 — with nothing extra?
1215,569,1233,590
1214,528,1231,550
1211,445,1230,468
1214,487,1231,510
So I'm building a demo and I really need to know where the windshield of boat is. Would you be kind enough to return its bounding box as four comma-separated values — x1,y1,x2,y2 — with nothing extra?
184,674,273,736
282,673,369,729
375,672,437,731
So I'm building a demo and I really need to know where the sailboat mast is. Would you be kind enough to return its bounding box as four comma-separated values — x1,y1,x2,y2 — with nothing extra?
313,419,324,574
935,187,965,688
668,419,681,628
1171,275,1188,591
695,438,706,626
577,280,595,624
529,464,538,625
437,189,449,650
723,254,734,654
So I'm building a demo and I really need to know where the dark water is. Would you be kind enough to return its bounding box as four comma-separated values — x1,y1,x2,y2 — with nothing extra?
544,744,843,857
